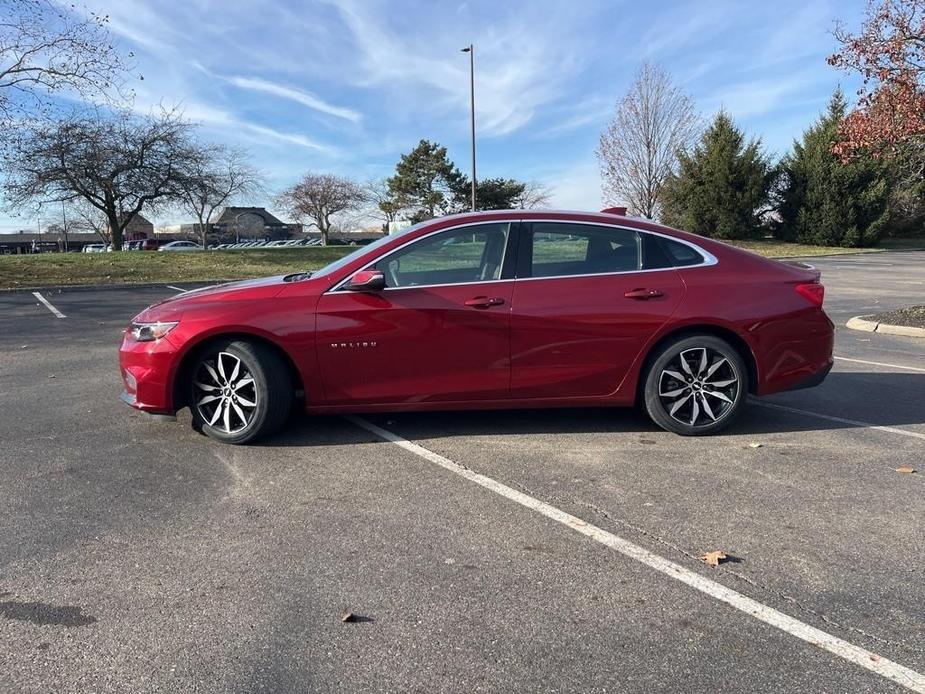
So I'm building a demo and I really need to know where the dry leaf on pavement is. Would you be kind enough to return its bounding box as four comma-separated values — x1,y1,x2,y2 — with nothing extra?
700,550,728,567
896,466,916,474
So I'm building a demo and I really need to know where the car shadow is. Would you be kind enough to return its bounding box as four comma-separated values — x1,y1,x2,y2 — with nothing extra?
265,371,925,446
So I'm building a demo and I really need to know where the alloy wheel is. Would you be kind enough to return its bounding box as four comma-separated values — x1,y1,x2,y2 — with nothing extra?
658,347,740,428
193,351,258,434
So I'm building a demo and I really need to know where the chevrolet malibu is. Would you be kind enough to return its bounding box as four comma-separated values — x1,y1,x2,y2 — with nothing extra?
119,209,834,444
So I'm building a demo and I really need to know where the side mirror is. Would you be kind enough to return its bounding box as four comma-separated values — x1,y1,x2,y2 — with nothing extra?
345,269,385,292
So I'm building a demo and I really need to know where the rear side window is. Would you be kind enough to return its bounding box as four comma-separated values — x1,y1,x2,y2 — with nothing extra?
528,223,640,278
660,237,705,267
641,233,674,270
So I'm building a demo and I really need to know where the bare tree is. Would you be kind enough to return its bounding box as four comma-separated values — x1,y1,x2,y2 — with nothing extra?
513,180,552,209
0,0,132,123
597,62,699,220
277,173,365,246
362,177,403,228
176,146,262,246
2,108,197,249
69,199,110,243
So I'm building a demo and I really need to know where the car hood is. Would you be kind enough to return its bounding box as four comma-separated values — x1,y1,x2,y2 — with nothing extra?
133,275,293,322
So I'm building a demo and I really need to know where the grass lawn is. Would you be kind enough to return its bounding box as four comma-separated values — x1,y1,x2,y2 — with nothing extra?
0,247,355,290
1,236,923,290
724,239,887,257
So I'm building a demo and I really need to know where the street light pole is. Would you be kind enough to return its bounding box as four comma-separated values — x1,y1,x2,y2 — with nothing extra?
461,44,476,212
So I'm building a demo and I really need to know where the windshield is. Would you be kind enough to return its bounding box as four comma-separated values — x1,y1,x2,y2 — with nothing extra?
310,224,424,278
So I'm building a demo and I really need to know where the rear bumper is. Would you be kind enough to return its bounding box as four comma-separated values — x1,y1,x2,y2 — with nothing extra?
755,309,835,395
781,358,833,392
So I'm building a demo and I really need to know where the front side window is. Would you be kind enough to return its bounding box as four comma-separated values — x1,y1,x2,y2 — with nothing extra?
375,223,510,288
529,223,640,278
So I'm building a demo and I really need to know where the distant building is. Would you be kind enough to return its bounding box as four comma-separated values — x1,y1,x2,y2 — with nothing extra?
157,207,302,243
0,230,99,254
109,213,154,240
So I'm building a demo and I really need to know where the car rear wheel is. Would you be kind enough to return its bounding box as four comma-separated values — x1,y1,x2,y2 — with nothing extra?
643,334,748,436
187,339,292,444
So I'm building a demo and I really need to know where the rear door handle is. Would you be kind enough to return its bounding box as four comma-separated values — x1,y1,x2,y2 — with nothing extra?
624,288,664,300
464,296,505,308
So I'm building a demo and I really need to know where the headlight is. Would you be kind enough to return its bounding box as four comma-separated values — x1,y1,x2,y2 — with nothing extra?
130,321,178,342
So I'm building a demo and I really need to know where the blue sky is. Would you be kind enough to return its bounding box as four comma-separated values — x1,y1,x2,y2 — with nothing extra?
3,0,867,231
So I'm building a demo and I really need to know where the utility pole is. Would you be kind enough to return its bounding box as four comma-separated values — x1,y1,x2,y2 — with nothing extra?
61,201,69,252
461,44,476,212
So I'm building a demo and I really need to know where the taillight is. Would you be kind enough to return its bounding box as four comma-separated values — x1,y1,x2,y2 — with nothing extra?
795,282,825,307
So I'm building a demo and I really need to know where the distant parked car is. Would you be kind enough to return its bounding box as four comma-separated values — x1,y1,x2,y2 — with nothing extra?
158,241,203,252
139,239,160,251
82,243,106,253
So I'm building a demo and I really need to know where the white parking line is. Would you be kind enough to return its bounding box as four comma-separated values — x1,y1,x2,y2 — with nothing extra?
167,285,186,293
752,401,925,441
347,415,925,693
835,356,925,373
31,291,65,319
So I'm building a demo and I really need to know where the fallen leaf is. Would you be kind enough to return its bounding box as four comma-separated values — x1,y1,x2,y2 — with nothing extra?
639,439,656,445
748,442,763,449
700,550,728,567
896,466,916,474
340,610,356,623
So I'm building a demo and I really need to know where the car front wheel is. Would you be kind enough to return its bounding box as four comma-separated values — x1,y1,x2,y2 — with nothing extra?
187,339,292,444
643,334,748,436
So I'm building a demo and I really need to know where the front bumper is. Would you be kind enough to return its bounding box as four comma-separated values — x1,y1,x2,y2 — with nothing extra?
118,330,180,414
120,390,177,421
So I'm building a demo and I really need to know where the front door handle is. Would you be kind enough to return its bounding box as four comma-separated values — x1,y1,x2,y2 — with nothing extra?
624,288,664,300
464,296,505,308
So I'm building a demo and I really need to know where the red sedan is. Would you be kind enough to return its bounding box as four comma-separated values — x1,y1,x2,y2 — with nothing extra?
119,209,834,444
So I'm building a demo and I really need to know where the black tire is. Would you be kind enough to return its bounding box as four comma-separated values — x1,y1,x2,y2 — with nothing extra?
642,334,748,436
187,339,293,444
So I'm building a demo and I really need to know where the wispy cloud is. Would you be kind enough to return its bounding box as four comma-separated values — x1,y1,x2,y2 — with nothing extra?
226,76,361,123
326,0,591,137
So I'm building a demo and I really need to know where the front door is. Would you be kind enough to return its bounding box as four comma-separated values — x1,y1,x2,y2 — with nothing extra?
510,221,685,399
315,222,515,405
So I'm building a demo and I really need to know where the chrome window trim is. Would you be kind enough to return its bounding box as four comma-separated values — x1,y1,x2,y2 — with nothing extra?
326,218,717,293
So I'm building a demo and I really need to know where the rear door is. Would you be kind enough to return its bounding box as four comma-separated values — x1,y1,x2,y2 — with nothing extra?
510,221,685,399
315,222,517,405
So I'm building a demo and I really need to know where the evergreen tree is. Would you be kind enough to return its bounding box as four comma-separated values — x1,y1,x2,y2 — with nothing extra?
386,140,466,223
775,90,891,247
661,112,772,239
452,176,527,211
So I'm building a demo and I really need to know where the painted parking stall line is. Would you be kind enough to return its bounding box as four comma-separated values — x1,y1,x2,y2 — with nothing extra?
752,401,925,441
347,415,925,693
835,356,925,373
32,291,66,319
167,285,186,293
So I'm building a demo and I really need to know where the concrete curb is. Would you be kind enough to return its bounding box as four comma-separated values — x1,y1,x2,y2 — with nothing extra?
846,315,925,338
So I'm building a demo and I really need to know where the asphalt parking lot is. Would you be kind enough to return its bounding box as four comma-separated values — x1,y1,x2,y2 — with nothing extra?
1,250,923,693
